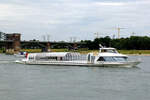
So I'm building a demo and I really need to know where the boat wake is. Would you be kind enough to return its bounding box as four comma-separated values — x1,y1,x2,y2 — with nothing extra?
0,60,15,64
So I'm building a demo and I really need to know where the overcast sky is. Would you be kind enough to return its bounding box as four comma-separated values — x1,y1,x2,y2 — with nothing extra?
0,0,150,41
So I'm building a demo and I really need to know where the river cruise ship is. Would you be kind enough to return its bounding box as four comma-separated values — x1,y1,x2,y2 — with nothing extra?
16,46,141,67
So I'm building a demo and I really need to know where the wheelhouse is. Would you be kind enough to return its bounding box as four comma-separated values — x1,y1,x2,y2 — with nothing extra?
99,48,118,53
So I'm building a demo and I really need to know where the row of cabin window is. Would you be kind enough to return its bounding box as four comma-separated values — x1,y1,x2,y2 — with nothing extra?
33,56,77,61
29,56,86,61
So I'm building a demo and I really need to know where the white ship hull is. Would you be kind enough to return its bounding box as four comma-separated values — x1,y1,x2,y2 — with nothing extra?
15,47,141,68
16,60,140,68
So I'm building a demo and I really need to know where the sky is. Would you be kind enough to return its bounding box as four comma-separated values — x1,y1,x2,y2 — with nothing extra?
0,0,150,41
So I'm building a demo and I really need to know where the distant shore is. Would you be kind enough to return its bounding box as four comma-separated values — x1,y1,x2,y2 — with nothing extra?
126,54,150,56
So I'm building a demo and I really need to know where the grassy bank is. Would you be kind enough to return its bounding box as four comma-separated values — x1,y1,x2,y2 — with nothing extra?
77,50,150,55
0,50,3,53
118,50,150,55
1,49,150,55
51,49,150,55
20,49,41,53
20,49,98,54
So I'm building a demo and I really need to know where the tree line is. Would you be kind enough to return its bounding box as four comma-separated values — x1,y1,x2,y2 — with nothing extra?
81,36,150,50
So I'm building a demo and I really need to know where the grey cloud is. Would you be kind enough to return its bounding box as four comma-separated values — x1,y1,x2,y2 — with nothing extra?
0,0,149,40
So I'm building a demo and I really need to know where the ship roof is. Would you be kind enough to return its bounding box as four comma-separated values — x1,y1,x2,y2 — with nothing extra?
28,52,81,57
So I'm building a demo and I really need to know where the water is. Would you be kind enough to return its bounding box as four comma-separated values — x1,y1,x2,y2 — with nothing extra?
0,54,150,100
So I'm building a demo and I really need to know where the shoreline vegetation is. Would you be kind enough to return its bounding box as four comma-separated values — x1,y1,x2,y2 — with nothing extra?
1,36,150,55
23,49,150,55
1,49,150,55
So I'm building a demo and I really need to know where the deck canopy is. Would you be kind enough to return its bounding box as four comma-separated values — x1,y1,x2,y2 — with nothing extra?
27,52,81,60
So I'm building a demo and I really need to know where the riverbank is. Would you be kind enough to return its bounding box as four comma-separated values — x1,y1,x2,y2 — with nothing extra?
20,49,150,55
51,49,150,56
1,49,150,55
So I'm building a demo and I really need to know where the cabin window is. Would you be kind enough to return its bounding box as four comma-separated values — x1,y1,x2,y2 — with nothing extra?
40,57,48,60
101,49,117,53
88,54,91,61
107,49,117,53
101,50,107,52
29,57,34,59
103,57,114,61
35,56,57,61
113,57,127,61
97,57,105,61
47,57,57,60
98,56,127,62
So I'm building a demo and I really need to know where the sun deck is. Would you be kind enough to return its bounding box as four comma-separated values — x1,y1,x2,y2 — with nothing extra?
27,52,87,61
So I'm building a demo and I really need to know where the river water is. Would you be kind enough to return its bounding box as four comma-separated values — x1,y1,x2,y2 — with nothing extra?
0,54,150,100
